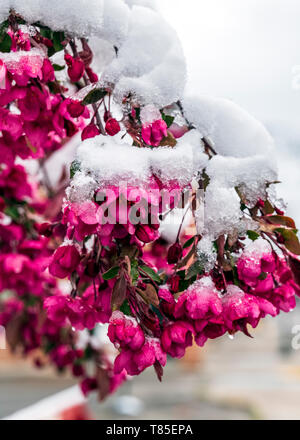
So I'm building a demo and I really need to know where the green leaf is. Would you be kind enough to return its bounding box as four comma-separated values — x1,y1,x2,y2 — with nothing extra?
0,33,12,53
137,284,159,307
25,296,39,307
258,272,268,281
185,261,204,280
53,63,65,71
179,278,195,291
247,230,260,241
159,131,177,147
0,20,8,38
134,107,141,121
70,160,81,179
289,255,300,286
52,31,65,53
38,25,53,39
44,341,56,354
267,215,296,229
82,88,107,105
262,200,275,215
276,228,300,255
111,274,127,311
4,205,20,221
161,113,175,128
102,266,119,280
201,170,210,190
120,299,132,316
48,81,62,94
130,259,139,285
233,266,239,286
183,236,195,249
176,270,186,279
139,265,161,284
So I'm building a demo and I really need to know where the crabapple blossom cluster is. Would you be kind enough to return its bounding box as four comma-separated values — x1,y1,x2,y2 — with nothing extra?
44,87,300,381
0,9,127,400
0,0,300,398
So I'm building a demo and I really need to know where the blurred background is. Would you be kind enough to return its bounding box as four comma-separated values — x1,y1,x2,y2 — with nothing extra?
1,0,300,420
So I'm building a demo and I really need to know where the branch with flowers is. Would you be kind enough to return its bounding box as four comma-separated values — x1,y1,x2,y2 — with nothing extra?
0,2,299,403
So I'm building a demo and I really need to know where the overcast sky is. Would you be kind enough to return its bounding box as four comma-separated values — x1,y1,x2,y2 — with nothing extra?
158,0,300,220
159,0,300,122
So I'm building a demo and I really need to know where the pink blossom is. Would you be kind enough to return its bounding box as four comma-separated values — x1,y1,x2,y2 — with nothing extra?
85,66,98,83
0,298,24,326
141,119,168,147
44,295,68,326
161,321,194,358
254,274,274,294
0,164,32,200
168,122,188,139
174,278,223,321
261,253,276,273
270,284,297,313
65,54,85,82
158,286,176,315
114,338,166,376
45,286,113,331
8,29,31,52
221,285,261,333
237,257,262,287
237,240,276,288
82,284,113,324
108,311,145,351
67,100,85,118
0,108,23,140
62,202,100,241
80,378,98,396
50,345,82,369
0,60,7,89
18,87,41,121
194,317,227,347
49,245,81,279
135,223,160,243
41,58,55,83
66,298,99,330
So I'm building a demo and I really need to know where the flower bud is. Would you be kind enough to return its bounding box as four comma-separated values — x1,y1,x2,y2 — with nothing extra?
168,275,180,293
67,100,85,118
105,118,121,136
35,222,53,237
41,58,55,83
85,66,98,83
167,242,183,265
65,54,85,82
81,123,100,140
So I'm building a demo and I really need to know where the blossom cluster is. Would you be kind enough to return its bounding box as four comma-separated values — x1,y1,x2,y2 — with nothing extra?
0,15,126,400
0,7,300,401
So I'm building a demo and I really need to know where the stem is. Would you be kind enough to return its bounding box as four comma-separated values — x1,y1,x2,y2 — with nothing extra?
69,38,106,135
177,100,217,158
202,136,217,158
176,200,192,242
